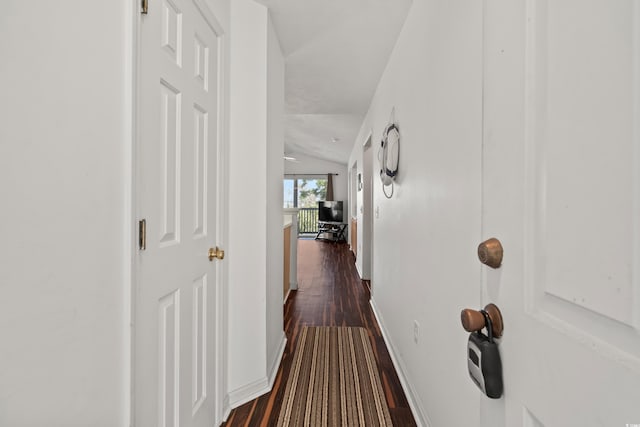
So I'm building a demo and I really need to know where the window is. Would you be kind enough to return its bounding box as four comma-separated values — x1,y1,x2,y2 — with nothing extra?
283,177,327,208
284,176,329,234
284,178,295,208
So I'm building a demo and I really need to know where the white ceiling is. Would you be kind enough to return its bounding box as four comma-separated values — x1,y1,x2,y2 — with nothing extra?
257,0,413,165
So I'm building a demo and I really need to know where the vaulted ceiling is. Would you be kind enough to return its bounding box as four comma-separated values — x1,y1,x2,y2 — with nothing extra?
256,0,413,165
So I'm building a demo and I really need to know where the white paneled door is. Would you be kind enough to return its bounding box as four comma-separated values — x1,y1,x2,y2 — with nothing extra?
136,1,223,426
481,0,640,425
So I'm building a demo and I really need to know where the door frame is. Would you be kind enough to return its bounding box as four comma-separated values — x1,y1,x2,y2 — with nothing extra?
361,132,374,281
349,161,358,256
129,0,230,425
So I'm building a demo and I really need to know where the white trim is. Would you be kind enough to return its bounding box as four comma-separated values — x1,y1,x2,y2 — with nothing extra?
633,0,640,331
363,128,374,148
355,262,363,278
370,298,432,427
284,208,299,291
225,333,286,412
360,132,374,281
214,29,230,427
227,377,270,409
221,393,231,423
268,334,287,388
129,0,141,425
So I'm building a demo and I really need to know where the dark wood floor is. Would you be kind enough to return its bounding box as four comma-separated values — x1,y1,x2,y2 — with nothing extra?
222,239,416,426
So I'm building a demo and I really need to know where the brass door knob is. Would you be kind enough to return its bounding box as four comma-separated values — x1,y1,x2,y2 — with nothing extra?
208,247,225,261
460,303,504,338
460,309,486,332
477,237,503,268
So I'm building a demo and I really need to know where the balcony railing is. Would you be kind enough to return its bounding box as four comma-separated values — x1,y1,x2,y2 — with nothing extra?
298,207,319,234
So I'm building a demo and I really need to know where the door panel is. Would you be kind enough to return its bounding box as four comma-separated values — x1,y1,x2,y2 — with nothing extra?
526,0,638,327
159,79,181,245
136,0,223,426
482,0,640,425
159,290,180,427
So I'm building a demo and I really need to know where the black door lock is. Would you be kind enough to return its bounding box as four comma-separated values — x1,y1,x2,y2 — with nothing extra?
461,304,504,399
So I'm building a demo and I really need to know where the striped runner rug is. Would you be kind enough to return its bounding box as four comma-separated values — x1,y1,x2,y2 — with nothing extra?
277,326,393,426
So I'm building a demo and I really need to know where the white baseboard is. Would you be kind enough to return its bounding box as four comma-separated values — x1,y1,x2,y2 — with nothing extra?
370,298,432,427
268,333,287,389
221,394,231,424
227,376,270,409
226,333,287,412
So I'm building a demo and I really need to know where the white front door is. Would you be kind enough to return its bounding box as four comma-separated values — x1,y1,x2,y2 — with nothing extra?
136,1,224,426
481,0,640,425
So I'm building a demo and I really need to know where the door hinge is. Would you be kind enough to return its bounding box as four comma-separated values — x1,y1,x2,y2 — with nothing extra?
141,0,148,15
139,219,147,250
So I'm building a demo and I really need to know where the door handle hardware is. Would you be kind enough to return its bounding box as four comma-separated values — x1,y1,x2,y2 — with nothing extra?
460,303,503,338
461,303,504,398
139,219,147,250
477,237,503,268
208,247,225,261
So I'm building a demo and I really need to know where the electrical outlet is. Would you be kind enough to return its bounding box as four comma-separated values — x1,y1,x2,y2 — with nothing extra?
413,320,420,344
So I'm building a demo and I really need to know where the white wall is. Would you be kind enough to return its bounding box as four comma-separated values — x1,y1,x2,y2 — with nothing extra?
348,1,483,425
0,1,130,425
265,12,287,390
284,153,349,215
227,0,285,408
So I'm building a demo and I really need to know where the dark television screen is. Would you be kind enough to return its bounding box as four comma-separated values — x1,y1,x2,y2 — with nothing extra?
318,201,344,223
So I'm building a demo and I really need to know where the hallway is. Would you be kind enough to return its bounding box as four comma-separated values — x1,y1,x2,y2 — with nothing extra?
224,239,416,425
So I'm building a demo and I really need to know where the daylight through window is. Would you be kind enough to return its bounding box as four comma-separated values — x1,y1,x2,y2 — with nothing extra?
283,178,327,208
